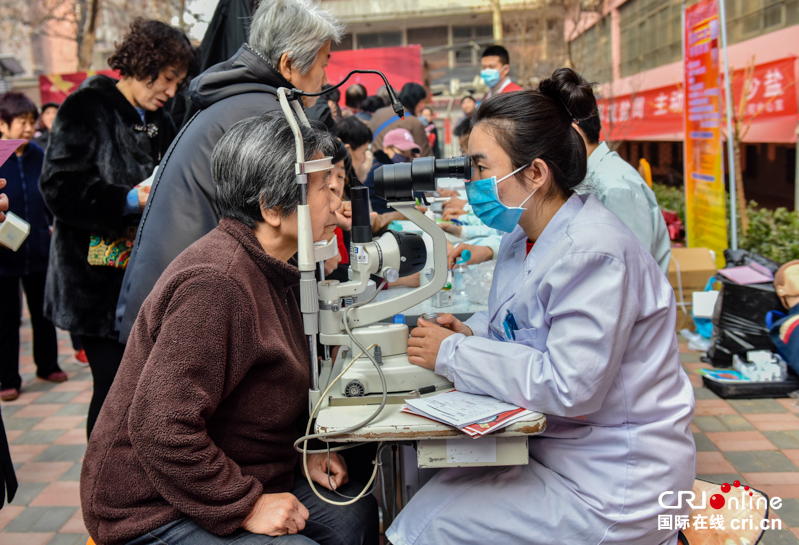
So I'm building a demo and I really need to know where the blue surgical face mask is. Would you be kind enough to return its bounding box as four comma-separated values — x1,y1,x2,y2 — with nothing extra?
481,69,501,88
464,163,535,233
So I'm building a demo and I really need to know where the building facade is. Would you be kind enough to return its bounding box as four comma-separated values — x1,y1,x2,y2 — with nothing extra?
321,0,569,92
568,0,799,208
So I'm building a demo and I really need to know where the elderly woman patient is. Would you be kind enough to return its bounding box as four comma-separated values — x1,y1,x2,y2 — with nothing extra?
80,112,378,545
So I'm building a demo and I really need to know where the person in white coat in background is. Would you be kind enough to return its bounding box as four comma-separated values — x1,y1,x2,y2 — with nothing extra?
572,91,672,275
389,68,696,545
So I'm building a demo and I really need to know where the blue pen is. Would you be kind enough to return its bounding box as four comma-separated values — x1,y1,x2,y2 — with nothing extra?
504,310,518,341
506,309,519,330
450,218,465,226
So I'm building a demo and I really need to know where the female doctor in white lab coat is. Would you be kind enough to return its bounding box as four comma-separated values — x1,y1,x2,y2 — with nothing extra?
390,69,696,545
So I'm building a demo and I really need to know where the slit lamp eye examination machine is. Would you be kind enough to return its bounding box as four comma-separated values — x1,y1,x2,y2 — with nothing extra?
277,70,545,509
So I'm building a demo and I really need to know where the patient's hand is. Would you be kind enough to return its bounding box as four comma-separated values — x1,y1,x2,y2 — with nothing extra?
241,493,309,536
442,208,467,221
443,196,467,211
448,243,493,270
324,252,341,276
439,222,462,236
336,201,352,230
303,452,348,491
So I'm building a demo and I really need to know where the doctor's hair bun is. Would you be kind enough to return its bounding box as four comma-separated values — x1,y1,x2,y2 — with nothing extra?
473,68,595,201
538,69,597,123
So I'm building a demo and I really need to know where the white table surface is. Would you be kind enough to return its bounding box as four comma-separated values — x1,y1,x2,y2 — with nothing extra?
314,397,546,442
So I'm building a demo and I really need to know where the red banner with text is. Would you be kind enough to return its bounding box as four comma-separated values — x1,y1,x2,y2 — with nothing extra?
38,70,119,105
597,57,797,143
326,45,423,100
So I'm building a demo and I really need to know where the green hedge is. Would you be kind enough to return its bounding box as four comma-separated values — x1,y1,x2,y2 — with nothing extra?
653,183,799,264
653,183,686,224
739,202,799,264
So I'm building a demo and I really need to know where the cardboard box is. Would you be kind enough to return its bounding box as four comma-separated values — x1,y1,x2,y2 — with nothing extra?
669,248,718,291
668,248,718,331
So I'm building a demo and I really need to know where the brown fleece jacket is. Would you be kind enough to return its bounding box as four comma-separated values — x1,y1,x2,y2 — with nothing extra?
80,218,310,545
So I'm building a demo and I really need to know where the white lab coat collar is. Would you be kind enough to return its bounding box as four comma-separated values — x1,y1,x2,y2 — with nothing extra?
492,194,585,319
524,193,584,270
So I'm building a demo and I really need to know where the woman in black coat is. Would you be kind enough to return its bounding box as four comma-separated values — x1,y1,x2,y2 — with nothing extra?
40,18,197,437
0,93,65,402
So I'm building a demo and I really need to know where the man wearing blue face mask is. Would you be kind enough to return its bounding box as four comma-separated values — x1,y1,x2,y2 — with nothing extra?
480,45,522,97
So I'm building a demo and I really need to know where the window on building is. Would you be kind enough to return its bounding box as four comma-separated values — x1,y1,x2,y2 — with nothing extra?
331,34,353,51
453,25,494,66
357,31,402,50
570,15,612,83
408,26,449,70
725,0,799,44
619,0,683,78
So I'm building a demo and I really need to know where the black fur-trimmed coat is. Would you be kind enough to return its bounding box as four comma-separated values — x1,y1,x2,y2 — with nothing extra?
39,75,176,340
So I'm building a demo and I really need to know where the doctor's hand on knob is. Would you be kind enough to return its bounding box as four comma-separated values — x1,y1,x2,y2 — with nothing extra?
408,315,472,370
241,493,309,536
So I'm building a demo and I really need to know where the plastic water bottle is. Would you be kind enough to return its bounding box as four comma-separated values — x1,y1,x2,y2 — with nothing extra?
453,250,471,296
420,210,436,287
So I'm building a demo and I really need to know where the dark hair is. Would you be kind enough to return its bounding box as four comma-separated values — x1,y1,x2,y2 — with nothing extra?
462,95,476,105
398,82,427,112
453,116,472,138
41,101,59,113
321,83,341,104
473,68,594,200
360,95,385,113
332,138,349,164
578,103,601,144
540,68,600,144
481,45,510,65
108,19,198,84
345,84,367,110
331,115,372,149
212,111,335,226
538,68,602,144
0,93,39,125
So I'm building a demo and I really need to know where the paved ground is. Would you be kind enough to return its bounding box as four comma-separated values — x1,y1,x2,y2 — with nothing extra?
3,316,799,544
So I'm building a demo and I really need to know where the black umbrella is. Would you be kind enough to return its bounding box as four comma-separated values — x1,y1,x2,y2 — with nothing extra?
197,0,254,72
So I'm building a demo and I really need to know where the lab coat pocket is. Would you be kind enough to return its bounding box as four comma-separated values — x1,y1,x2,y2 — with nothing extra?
514,327,538,347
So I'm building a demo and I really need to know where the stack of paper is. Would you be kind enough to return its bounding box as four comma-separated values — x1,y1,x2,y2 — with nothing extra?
401,390,533,437
718,261,774,285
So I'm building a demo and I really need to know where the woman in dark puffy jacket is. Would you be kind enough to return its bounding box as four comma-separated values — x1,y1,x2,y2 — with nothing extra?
40,19,197,437
0,92,65,403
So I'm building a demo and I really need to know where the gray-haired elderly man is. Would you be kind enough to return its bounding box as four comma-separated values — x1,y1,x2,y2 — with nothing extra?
116,0,345,345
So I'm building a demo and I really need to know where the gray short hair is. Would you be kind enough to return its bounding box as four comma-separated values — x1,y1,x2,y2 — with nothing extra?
212,111,335,227
249,0,345,75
